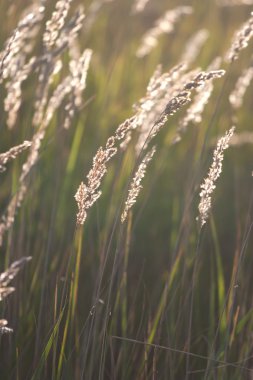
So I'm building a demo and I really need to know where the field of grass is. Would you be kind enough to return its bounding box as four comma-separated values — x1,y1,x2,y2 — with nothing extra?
1,0,253,379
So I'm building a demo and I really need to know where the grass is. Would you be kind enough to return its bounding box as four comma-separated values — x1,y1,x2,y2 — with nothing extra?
0,0,253,379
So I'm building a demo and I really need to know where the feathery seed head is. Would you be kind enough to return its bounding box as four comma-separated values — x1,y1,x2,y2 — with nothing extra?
121,146,156,223
225,12,253,62
198,127,235,228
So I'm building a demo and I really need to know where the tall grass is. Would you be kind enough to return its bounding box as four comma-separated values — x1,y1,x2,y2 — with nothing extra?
1,0,253,379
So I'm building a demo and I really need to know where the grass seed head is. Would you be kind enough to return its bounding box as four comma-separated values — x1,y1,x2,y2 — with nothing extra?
198,127,235,228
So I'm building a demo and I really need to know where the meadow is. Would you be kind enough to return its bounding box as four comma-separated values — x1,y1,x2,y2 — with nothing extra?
1,0,253,379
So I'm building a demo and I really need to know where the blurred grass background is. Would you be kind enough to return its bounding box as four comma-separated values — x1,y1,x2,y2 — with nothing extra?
0,0,253,379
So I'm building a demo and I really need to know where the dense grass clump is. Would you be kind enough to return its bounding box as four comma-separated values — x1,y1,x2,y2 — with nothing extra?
1,0,253,379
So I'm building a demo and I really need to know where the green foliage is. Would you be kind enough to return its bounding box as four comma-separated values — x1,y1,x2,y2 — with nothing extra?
1,1,253,379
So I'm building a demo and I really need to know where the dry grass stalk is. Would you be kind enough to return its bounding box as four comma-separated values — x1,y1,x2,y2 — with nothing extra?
229,65,253,109
0,141,31,173
45,48,92,129
75,63,185,223
0,7,46,243
136,6,192,58
34,5,85,128
146,70,225,146
0,257,32,334
135,63,187,154
43,0,73,50
0,5,45,128
75,182,87,226
24,13,89,172
175,58,222,141
74,64,194,224
121,146,156,223
55,6,85,51
75,117,137,225
146,93,190,145
0,5,45,81
64,48,92,128
20,47,91,182
198,127,235,228
0,3,89,245
138,63,187,117
225,12,253,62
30,49,92,166
176,82,214,139
75,69,225,225
4,57,36,128
129,66,222,152
75,140,117,225
33,55,65,127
